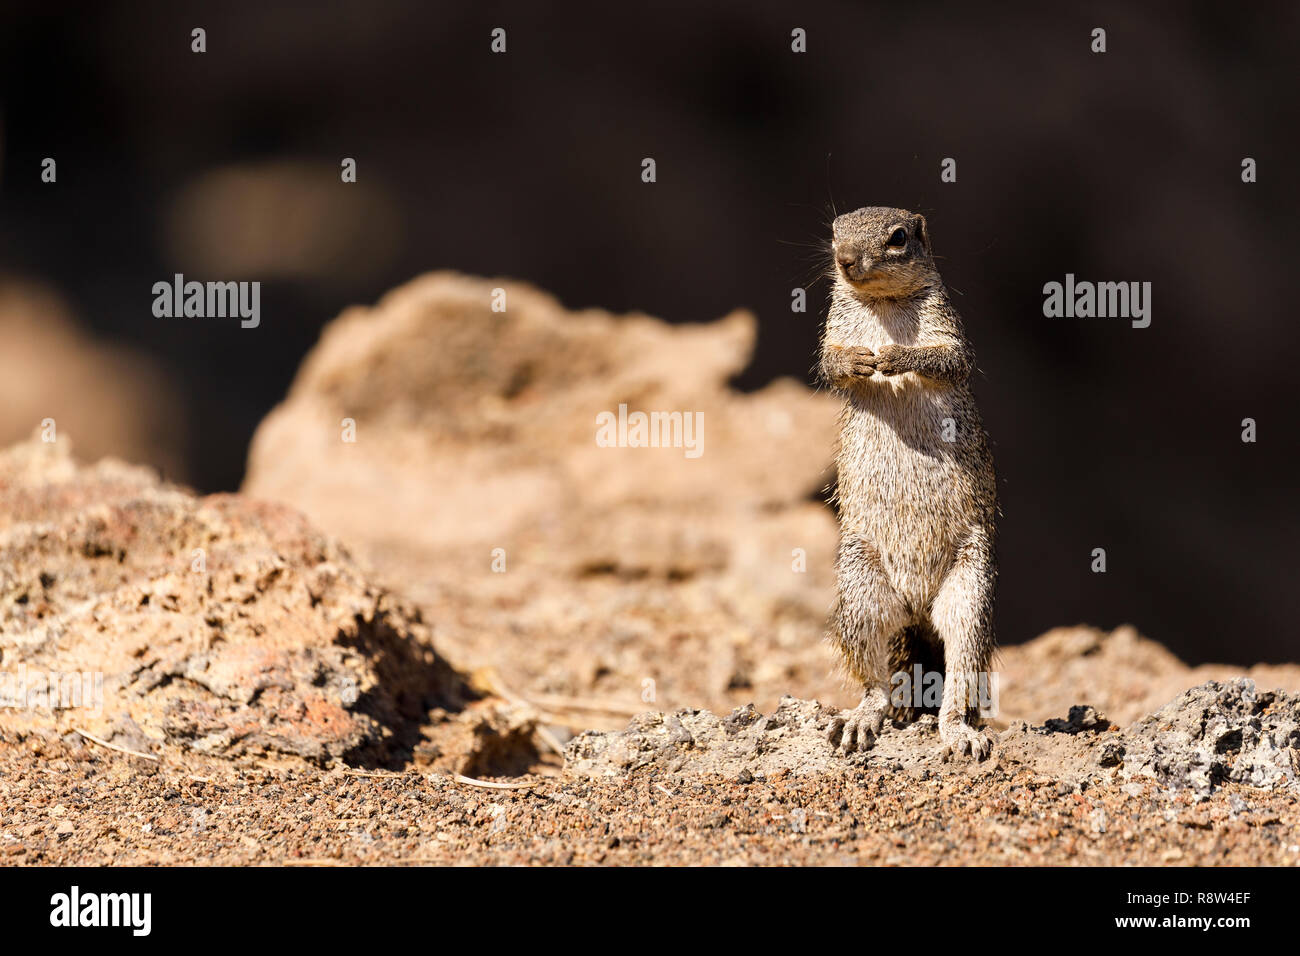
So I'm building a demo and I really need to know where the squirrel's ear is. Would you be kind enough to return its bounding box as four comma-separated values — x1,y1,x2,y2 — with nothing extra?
912,214,930,252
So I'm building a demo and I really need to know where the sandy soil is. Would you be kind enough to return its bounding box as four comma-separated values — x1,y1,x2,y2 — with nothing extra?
4,729,1297,867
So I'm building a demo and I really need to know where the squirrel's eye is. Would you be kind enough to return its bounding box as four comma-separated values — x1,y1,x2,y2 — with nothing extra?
887,228,908,247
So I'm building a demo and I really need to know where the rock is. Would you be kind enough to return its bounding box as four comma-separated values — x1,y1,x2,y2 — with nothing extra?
0,436,483,766
1096,741,1125,767
243,272,843,715
1044,705,1109,734
244,271,837,581
1120,679,1300,799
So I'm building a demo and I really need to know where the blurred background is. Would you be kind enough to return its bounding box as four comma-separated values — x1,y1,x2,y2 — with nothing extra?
1,1,1296,663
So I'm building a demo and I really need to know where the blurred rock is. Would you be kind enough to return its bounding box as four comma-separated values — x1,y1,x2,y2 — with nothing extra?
164,160,401,285
0,279,187,481
997,624,1300,728
244,272,844,714
245,271,837,573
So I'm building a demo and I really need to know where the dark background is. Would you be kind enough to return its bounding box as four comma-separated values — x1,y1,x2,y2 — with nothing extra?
1,1,1296,663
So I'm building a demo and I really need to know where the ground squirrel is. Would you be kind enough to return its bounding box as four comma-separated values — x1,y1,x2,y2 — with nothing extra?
819,206,998,759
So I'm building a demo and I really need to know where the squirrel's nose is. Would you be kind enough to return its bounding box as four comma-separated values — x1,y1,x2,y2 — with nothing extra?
835,249,857,269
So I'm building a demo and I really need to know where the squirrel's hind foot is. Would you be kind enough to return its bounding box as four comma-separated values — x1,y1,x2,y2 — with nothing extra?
827,688,890,753
939,719,994,761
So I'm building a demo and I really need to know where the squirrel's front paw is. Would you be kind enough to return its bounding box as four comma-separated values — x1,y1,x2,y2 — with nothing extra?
826,344,877,385
827,699,887,753
841,345,878,376
871,344,905,376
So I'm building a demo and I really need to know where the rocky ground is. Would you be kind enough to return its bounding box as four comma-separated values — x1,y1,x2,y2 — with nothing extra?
2,272,1298,866
5,682,1299,866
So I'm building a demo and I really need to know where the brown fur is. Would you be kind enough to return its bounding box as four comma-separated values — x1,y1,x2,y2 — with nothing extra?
819,207,999,759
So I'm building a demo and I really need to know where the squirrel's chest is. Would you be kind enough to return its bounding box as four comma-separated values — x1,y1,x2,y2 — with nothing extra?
826,300,918,353
836,396,969,540
840,390,954,458
831,324,897,357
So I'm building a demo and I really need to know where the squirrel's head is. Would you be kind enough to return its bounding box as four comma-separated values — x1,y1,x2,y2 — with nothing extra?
830,207,937,299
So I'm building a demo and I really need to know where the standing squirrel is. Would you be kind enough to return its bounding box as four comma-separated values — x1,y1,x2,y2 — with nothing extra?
819,206,998,759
